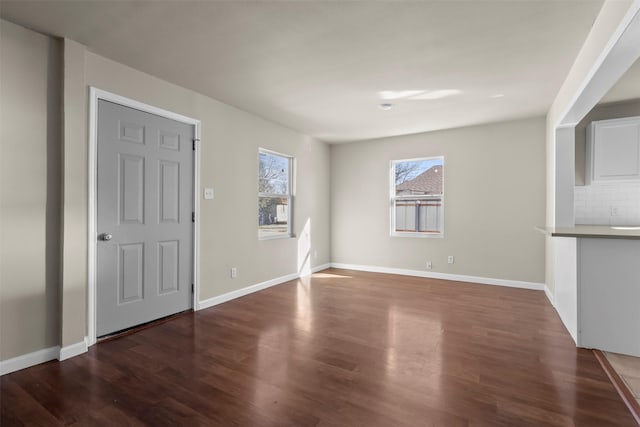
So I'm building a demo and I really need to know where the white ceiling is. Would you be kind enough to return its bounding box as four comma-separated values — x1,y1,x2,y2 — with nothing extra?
1,0,609,143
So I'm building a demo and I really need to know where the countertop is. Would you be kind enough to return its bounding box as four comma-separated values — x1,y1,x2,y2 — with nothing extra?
535,225,640,239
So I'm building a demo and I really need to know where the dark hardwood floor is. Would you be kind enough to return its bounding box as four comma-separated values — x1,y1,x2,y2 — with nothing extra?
1,268,636,426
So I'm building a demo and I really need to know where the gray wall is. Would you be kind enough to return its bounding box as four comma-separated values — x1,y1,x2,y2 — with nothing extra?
1,20,331,361
331,117,546,283
575,99,640,185
0,20,62,360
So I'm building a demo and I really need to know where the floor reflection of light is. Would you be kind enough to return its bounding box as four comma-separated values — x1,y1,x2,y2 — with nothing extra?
543,319,578,416
297,218,311,276
385,305,443,385
253,325,287,410
252,279,315,412
296,279,313,333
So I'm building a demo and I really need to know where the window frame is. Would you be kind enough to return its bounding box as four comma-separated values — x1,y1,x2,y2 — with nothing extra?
258,148,294,240
390,156,444,238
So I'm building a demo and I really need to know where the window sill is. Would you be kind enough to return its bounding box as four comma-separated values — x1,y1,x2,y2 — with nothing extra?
390,232,444,239
258,233,296,241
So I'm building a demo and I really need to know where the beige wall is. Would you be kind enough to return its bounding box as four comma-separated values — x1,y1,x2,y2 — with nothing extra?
575,99,640,185
0,20,62,360
1,21,331,361
330,117,546,284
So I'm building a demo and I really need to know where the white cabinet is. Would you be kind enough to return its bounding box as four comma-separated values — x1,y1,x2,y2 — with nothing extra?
586,116,640,184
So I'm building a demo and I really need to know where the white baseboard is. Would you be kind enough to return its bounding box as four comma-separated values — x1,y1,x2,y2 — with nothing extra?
330,262,545,291
1,346,60,376
311,263,331,274
59,337,88,361
197,263,331,311
544,285,555,306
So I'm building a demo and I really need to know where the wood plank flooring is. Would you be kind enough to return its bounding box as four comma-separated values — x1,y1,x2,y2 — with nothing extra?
1,268,636,426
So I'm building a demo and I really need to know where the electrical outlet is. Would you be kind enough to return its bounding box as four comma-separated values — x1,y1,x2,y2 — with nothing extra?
610,206,619,216
230,267,237,278
204,188,214,200
447,256,454,264
426,261,432,270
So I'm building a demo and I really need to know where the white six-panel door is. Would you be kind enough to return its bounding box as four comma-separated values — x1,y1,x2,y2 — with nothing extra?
96,100,193,337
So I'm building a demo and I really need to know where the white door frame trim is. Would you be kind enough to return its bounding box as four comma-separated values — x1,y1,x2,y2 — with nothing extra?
87,87,201,346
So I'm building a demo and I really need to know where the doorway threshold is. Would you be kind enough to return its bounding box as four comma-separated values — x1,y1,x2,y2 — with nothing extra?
97,309,193,343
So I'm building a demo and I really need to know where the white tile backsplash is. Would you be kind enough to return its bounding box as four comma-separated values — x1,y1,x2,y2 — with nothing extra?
574,182,640,225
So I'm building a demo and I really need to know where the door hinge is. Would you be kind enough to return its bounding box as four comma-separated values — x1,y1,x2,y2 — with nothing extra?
192,212,195,222
191,283,194,294
192,138,200,151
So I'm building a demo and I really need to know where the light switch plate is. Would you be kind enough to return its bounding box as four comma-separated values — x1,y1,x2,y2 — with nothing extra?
204,188,214,200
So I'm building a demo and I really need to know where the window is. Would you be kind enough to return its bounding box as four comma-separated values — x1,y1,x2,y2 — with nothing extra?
391,156,444,237
258,149,293,239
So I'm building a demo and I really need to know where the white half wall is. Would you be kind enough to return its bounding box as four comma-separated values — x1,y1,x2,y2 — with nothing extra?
552,237,578,343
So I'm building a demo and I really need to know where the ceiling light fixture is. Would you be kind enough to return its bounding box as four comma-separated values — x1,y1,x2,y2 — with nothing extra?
379,103,394,110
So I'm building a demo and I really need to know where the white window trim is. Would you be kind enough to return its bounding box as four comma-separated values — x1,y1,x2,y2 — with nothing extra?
258,148,294,240
390,156,445,238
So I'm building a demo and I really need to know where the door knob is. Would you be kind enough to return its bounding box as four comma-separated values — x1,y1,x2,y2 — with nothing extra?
99,233,113,241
